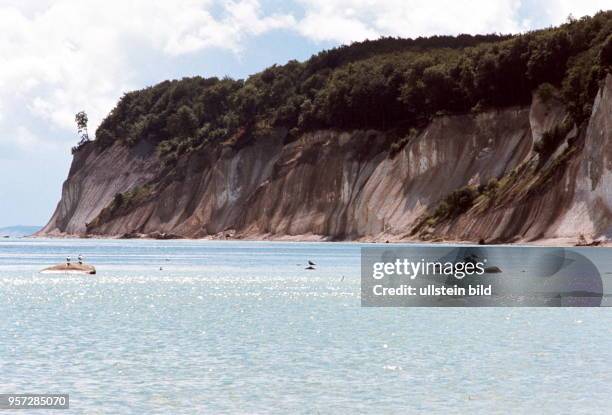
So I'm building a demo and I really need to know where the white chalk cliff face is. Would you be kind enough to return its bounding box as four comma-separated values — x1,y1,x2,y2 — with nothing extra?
39,75,612,242
559,74,612,238
40,140,158,236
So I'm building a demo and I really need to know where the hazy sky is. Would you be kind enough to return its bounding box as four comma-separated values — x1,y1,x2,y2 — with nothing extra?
0,0,608,227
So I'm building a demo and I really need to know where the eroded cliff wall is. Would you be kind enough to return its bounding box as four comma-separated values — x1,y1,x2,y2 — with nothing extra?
40,140,159,235
417,75,612,243
39,76,611,243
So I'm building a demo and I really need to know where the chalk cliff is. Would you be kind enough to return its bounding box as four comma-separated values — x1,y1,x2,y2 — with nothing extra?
39,13,612,242
39,75,612,243
412,75,612,243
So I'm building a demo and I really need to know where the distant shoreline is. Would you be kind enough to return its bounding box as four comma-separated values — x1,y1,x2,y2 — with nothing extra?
0,225,43,238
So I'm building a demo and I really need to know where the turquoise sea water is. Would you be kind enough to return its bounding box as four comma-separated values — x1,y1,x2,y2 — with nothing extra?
0,238,611,414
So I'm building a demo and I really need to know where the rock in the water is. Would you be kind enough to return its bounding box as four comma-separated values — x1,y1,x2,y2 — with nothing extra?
40,263,96,275
484,266,502,274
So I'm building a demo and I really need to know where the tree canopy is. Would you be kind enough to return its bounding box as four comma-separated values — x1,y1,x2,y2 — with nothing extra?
92,11,612,160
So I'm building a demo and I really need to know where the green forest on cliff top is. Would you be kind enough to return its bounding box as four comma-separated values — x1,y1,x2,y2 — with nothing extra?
87,11,612,164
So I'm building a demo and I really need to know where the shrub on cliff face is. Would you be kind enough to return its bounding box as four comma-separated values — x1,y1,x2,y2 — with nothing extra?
95,129,114,148
88,186,153,230
534,128,563,158
437,187,478,219
602,34,612,66
93,11,612,154
533,120,573,163
112,192,124,208
536,83,557,103
411,185,479,235
109,186,151,214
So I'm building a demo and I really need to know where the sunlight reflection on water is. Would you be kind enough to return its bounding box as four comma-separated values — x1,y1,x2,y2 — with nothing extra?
0,238,611,414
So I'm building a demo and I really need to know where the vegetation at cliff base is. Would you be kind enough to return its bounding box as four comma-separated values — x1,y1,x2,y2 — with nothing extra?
90,11,612,160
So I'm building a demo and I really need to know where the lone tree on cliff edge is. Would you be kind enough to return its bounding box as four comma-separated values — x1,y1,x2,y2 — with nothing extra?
75,111,90,145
